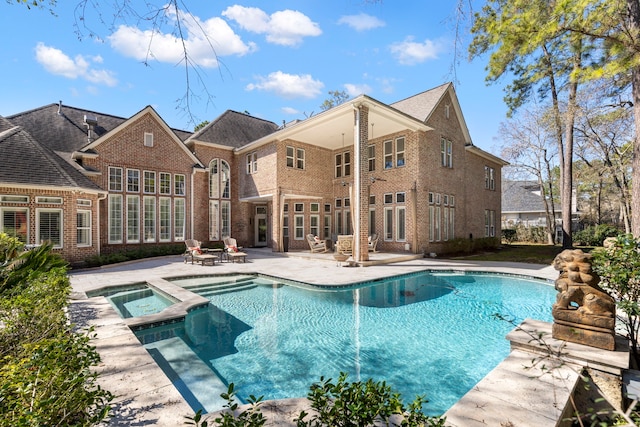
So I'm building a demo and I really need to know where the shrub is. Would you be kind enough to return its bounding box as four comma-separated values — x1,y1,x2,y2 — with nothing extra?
0,237,113,425
83,243,185,267
591,234,640,368
573,224,620,246
501,229,517,243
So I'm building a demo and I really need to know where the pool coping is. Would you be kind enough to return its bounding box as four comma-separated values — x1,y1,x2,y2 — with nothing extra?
68,251,567,426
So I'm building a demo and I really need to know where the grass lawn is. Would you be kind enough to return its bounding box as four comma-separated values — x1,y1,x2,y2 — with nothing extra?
450,243,597,265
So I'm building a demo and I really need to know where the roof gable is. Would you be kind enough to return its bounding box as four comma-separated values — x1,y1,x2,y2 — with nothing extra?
502,180,551,213
187,110,279,149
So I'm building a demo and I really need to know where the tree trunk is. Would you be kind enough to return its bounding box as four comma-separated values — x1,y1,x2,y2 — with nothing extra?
629,0,640,236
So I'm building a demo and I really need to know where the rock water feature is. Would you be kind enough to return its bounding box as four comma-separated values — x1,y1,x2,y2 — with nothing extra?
551,249,616,351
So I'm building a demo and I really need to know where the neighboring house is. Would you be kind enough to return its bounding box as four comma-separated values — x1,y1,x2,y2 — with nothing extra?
501,180,559,228
0,83,506,265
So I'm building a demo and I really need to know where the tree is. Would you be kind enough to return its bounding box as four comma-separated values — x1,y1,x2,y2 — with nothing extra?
470,0,592,248
319,90,350,111
499,105,560,244
194,120,209,132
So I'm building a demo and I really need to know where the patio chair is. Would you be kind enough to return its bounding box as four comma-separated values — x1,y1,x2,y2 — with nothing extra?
306,234,328,253
184,240,217,266
336,235,353,255
368,233,379,253
223,236,248,262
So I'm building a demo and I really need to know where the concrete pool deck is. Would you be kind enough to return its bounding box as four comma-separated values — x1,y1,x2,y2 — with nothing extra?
69,249,563,426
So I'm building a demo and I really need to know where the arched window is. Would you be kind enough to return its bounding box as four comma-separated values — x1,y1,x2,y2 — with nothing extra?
209,158,231,240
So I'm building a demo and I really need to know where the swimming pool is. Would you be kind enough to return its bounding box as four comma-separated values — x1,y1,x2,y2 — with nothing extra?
89,284,177,319
134,271,555,415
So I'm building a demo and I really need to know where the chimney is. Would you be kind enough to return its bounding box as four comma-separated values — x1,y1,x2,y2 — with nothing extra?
57,100,62,115
83,114,98,143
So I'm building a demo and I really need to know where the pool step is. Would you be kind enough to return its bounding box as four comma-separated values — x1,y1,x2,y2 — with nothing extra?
198,283,257,297
182,278,258,297
180,277,255,292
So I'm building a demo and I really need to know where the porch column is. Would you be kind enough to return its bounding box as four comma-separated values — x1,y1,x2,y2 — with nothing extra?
353,103,370,262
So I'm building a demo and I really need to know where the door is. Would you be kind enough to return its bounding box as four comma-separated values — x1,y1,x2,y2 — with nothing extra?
254,206,268,247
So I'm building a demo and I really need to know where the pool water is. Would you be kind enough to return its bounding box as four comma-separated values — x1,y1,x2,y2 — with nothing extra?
106,287,175,318
135,272,555,415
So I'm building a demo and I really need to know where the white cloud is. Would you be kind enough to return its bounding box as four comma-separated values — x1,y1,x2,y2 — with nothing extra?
34,43,118,86
223,6,321,47
246,71,323,99
337,14,385,32
281,106,300,115
108,11,256,68
344,83,371,97
389,36,442,65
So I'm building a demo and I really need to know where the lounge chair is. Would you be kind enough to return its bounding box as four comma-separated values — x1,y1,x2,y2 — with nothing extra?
184,240,217,266
223,236,248,262
306,234,328,253
336,235,353,255
368,234,379,253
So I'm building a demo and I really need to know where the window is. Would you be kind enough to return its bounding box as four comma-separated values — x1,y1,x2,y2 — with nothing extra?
174,198,185,241
310,215,320,237
344,198,350,208
77,199,91,207
209,200,219,241
284,203,289,213
396,137,405,167
1,208,28,242
384,193,393,204
221,201,230,238
286,146,294,168
485,210,496,237
384,207,393,241
221,160,230,199
144,171,156,194
335,152,351,177
445,104,450,119
335,198,342,208
485,166,495,190
109,167,123,191
368,144,376,172
428,192,434,204
344,209,352,235
294,203,304,213
210,159,220,198
286,146,305,169
108,195,122,244
369,195,375,205
324,203,331,213
335,211,343,235
283,215,289,238
36,196,62,204
159,173,171,195
397,207,406,241
37,209,62,248
384,140,393,169
323,214,331,239
246,152,258,174
144,132,154,147
449,207,455,240
396,192,405,203
296,148,305,169
369,208,376,235
144,196,156,242
159,197,171,241
441,138,453,168
77,210,91,246
174,174,186,196
1,195,29,203
434,206,441,241
126,195,140,243
443,207,449,241
294,215,304,240
310,203,319,213
127,169,140,192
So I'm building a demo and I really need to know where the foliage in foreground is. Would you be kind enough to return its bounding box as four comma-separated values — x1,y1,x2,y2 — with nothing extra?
187,374,445,427
592,234,640,368
0,233,113,426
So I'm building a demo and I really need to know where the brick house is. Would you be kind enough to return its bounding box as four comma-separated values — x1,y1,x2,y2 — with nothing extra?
0,83,506,265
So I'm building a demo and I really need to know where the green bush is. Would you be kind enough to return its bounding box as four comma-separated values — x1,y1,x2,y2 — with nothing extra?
0,234,113,425
83,243,185,267
573,224,620,246
501,229,517,243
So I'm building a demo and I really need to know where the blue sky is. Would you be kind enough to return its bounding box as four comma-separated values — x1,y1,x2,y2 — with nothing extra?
1,1,509,154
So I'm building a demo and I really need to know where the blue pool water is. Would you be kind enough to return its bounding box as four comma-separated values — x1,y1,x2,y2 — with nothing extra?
135,272,555,415
103,287,176,318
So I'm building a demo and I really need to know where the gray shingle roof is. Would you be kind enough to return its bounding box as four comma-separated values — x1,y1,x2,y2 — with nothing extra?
188,110,279,148
390,82,451,122
0,116,102,191
502,180,554,213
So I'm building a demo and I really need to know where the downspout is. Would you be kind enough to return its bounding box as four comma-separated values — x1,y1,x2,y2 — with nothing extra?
352,103,361,263
279,188,285,252
97,192,107,256
191,167,197,239
411,182,418,254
